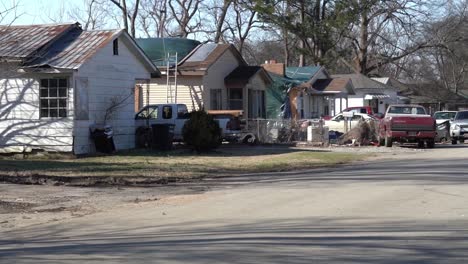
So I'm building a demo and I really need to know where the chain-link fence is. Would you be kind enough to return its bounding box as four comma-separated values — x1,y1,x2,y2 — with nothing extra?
245,119,329,145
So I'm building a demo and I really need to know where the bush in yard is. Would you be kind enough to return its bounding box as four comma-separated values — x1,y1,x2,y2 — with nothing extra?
182,110,222,152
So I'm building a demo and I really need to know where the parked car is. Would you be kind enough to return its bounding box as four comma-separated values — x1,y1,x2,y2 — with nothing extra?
323,106,382,121
378,104,436,148
433,111,457,125
450,110,468,144
342,106,373,115
324,112,376,133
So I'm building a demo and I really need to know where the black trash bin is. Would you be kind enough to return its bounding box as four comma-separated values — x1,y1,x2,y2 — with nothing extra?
90,125,116,153
151,124,174,151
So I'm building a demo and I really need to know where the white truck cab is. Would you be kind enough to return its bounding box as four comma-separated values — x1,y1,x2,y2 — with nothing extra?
135,104,189,140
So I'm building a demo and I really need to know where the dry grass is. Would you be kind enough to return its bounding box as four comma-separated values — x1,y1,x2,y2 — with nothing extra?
0,147,365,178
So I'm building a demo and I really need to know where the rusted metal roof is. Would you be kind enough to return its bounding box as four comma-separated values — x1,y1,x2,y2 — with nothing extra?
0,23,77,58
25,27,119,70
1,22,158,74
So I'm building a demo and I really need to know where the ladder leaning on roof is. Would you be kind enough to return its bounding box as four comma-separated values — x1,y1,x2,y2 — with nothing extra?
166,53,178,103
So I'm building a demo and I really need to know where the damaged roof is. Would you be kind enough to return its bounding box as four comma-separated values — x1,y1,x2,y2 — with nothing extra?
26,27,119,69
0,22,159,74
0,23,77,59
286,66,322,81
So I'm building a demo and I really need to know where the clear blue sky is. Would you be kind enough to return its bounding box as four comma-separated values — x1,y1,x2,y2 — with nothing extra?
5,0,87,25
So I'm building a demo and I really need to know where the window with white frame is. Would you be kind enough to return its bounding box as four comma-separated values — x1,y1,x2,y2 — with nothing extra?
40,78,68,118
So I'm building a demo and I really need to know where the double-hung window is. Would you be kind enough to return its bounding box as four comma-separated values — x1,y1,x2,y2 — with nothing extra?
40,78,68,118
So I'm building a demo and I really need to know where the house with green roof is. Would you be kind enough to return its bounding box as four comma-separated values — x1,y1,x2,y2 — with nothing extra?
136,38,272,119
263,61,354,119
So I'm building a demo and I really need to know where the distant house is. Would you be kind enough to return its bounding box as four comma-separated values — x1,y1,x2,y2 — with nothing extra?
332,74,399,114
0,23,159,154
398,82,468,114
263,61,354,119
136,39,272,118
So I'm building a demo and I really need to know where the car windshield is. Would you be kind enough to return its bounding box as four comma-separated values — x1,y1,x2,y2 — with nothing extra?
434,112,456,120
387,106,426,115
455,111,468,120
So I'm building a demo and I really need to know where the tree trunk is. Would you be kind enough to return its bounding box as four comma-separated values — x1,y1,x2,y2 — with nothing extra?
214,0,232,43
357,11,369,74
121,0,129,33
298,0,305,67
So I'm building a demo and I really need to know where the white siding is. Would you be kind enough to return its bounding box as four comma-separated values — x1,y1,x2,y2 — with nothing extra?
146,49,244,112
347,89,398,114
73,36,151,154
145,76,204,112
0,67,74,153
204,50,242,110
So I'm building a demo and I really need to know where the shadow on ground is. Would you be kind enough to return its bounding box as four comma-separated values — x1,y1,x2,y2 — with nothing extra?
1,217,467,263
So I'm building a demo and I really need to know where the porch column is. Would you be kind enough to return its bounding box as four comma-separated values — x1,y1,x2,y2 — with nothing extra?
340,97,343,112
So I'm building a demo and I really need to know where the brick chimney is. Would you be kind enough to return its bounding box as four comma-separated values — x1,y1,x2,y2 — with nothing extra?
261,60,285,77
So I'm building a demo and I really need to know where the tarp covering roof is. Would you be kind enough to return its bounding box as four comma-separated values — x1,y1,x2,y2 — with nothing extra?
285,66,321,81
266,73,304,118
136,38,201,66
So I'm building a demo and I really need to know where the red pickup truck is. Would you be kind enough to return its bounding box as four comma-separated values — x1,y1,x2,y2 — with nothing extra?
378,104,436,148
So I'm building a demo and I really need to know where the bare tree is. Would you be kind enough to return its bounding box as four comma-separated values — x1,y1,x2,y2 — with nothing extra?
139,0,172,37
110,0,141,37
68,0,108,30
168,0,202,37
345,0,450,74
0,0,22,25
211,0,233,43
226,0,259,54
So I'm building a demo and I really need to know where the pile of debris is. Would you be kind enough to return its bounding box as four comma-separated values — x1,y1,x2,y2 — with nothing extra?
338,120,379,146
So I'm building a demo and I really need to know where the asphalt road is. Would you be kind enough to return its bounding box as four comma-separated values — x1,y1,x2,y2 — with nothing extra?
2,145,468,263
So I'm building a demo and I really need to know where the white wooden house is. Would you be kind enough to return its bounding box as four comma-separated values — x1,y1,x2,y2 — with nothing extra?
332,74,398,114
137,42,272,118
0,23,159,154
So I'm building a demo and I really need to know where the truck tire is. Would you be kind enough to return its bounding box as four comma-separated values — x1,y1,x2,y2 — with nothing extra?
417,141,425,148
426,139,435,149
385,136,393,147
243,135,258,146
452,138,458,145
460,139,465,144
